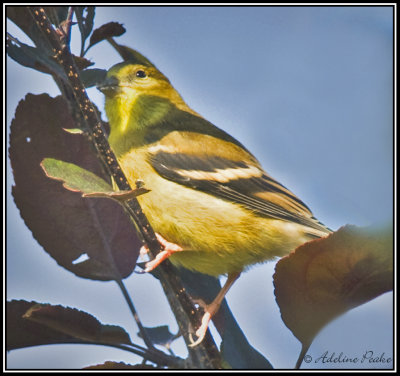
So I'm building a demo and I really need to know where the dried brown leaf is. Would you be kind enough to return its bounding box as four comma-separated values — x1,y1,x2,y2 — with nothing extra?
274,225,393,359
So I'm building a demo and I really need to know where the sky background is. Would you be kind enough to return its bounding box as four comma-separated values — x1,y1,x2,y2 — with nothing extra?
6,6,393,370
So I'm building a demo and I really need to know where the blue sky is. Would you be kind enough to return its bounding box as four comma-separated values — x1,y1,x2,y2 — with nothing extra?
6,6,393,369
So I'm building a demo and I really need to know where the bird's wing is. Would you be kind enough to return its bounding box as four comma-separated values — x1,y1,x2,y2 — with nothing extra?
148,130,328,234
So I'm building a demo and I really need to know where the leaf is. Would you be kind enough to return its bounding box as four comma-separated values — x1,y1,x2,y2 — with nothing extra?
7,7,35,40
41,158,150,200
41,158,112,194
220,332,273,370
84,362,160,370
87,22,126,52
138,325,178,348
63,127,84,134
7,300,78,351
7,7,53,54
42,6,69,27
23,303,132,345
273,224,393,367
7,36,67,78
79,68,107,88
219,307,273,370
9,94,141,280
6,300,132,352
73,55,94,70
75,6,95,55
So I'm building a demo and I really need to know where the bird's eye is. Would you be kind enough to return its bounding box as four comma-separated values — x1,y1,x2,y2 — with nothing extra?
135,70,146,78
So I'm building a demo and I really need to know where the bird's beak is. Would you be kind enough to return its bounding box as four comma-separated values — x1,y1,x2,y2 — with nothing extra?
97,76,120,97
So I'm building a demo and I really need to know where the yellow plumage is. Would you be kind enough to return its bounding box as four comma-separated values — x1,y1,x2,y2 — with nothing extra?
113,135,319,276
98,49,332,345
98,51,330,277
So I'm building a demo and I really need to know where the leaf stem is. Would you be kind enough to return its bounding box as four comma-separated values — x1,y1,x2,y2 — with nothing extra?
295,342,311,369
115,278,154,350
55,339,184,368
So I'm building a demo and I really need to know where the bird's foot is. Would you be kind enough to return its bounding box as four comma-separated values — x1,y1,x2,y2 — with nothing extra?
189,299,218,347
140,233,183,272
188,271,242,346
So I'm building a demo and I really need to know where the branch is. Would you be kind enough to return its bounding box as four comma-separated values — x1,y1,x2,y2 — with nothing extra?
39,338,185,368
26,6,221,369
115,278,155,350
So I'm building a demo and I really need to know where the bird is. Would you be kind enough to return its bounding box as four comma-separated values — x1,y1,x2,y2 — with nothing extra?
97,48,331,346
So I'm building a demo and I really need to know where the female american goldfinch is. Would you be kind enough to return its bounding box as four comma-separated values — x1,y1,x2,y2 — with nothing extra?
97,49,331,345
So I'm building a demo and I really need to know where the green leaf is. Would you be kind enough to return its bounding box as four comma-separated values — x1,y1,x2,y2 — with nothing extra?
63,127,84,134
41,158,112,195
273,224,393,368
9,94,140,281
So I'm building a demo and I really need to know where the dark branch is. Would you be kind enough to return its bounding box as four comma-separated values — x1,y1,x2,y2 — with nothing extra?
26,6,221,369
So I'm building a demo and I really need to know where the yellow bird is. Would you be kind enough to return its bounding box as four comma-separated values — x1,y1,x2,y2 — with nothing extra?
97,49,331,345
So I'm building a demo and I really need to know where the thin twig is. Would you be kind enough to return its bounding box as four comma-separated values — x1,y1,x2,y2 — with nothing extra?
63,7,74,45
115,278,155,349
58,339,185,368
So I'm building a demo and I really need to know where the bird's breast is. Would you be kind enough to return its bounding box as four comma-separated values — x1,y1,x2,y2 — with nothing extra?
117,147,316,276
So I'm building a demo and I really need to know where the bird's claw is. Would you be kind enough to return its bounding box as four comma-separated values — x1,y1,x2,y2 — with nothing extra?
189,311,212,347
138,233,184,273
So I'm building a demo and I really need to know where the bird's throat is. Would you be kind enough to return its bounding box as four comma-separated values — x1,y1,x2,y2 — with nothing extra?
106,94,172,156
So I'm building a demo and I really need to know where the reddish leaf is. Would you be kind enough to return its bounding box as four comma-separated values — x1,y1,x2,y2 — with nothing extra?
88,22,126,51
7,300,77,351
9,94,140,280
273,225,393,367
23,303,131,345
7,7,55,56
73,55,94,70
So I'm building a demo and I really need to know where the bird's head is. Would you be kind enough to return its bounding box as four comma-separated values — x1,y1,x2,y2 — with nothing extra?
97,61,174,100
97,49,197,150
